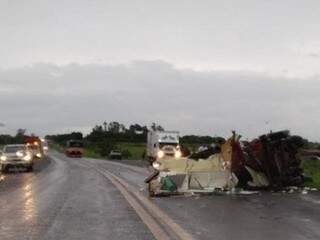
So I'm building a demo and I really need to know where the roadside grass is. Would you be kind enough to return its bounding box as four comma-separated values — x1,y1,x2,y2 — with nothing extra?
117,142,145,160
83,146,103,159
50,143,64,152
302,159,320,188
83,143,146,160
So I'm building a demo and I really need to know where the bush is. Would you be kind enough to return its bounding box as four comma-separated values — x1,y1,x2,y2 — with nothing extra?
93,140,115,157
121,149,132,159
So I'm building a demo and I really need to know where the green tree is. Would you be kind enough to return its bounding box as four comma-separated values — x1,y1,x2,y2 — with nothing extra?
108,121,120,133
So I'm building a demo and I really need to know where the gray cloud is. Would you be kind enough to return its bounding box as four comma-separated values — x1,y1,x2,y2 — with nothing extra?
1,0,320,77
308,53,320,58
0,61,319,141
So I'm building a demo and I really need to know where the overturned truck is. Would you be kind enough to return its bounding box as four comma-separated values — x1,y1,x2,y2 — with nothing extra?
145,130,305,196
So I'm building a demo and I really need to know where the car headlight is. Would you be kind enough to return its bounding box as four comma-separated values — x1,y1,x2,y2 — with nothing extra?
16,151,24,157
157,150,164,159
23,154,32,161
0,155,7,161
152,161,161,169
36,153,42,158
175,151,182,158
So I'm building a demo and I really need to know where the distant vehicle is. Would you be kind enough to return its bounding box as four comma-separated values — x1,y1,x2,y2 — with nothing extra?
147,130,181,163
65,140,84,158
0,144,34,172
42,140,49,155
109,150,122,160
25,136,44,159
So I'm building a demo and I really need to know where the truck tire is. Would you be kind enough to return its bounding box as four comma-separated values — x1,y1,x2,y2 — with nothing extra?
1,164,8,173
26,164,34,172
148,157,155,165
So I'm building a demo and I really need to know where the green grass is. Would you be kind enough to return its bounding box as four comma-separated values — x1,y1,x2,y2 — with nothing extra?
50,143,64,152
83,146,103,159
117,142,145,159
82,143,146,160
302,159,320,189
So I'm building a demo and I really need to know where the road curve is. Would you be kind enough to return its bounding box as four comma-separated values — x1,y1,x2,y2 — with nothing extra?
1,151,320,240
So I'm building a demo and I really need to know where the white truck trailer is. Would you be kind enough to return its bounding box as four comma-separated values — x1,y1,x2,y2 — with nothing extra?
147,130,181,163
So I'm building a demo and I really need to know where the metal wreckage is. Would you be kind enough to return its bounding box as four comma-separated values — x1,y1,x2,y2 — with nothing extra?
145,130,306,196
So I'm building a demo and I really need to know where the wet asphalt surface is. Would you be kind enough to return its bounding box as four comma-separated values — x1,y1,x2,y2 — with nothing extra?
1,151,320,240
0,152,154,240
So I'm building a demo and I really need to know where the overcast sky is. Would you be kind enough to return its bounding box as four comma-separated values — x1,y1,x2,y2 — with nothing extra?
0,0,320,140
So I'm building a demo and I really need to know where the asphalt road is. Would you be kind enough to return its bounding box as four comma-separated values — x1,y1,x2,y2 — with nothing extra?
1,152,320,240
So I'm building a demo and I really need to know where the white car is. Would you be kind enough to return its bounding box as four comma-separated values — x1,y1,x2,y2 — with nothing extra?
0,144,34,172
109,150,122,160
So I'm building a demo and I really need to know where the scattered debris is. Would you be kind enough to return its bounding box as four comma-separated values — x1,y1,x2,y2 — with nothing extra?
237,130,305,189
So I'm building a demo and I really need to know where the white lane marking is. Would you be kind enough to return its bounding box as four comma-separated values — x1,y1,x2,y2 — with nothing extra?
80,161,194,240
76,162,172,240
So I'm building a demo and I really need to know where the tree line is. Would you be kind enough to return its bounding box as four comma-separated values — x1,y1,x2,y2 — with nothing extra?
44,121,227,157
0,129,28,145
45,121,226,145
1,122,226,157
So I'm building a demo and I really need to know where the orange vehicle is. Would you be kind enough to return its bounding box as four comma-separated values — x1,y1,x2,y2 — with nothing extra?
65,140,84,158
25,136,44,159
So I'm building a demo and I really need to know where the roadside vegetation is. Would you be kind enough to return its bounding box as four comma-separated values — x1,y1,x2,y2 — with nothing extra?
302,158,320,188
302,142,320,188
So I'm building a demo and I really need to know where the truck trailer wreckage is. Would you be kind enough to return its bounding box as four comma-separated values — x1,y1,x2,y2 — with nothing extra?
145,130,305,196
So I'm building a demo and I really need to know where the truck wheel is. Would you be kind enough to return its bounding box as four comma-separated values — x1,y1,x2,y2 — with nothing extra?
1,165,8,173
148,157,155,166
26,164,34,172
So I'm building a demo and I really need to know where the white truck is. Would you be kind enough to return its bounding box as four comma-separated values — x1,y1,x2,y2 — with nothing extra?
147,130,181,163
